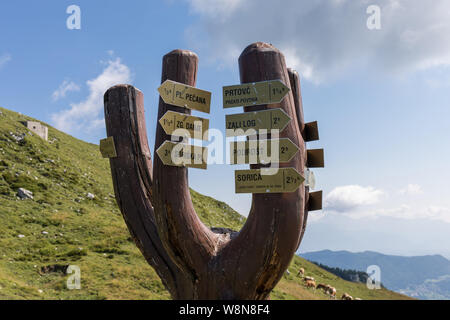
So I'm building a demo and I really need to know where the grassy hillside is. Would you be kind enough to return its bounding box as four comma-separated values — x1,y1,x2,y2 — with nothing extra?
0,106,411,300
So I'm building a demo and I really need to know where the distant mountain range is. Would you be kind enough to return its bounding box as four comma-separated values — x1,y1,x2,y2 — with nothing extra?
300,250,450,300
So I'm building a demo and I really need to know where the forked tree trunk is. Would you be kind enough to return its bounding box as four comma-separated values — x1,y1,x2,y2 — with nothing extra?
288,68,310,248
103,42,309,299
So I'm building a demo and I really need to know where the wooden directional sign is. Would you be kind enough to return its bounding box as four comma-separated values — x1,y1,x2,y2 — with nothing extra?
158,80,211,113
235,167,304,194
308,191,323,211
99,137,117,158
226,108,291,137
304,121,319,142
223,80,290,108
230,138,299,164
159,111,209,140
307,149,325,168
156,140,207,170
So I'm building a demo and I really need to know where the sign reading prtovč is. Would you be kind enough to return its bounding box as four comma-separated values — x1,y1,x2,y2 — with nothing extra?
230,138,299,164
156,140,208,170
226,108,291,137
235,167,304,194
158,80,211,113
223,80,290,108
159,111,209,140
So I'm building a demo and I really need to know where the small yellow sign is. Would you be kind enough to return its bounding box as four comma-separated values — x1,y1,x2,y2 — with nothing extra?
99,137,117,158
230,138,299,164
223,80,290,108
235,167,304,194
158,80,211,113
159,111,209,140
225,108,291,137
156,140,208,170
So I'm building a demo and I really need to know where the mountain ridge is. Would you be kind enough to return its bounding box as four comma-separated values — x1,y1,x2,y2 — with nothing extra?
301,249,450,299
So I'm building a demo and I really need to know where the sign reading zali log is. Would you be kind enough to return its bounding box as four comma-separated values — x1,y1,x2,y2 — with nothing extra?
159,111,209,140
235,167,304,194
223,80,290,108
156,140,208,170
158,80,211,113
226,108,291,137
230,138,299,164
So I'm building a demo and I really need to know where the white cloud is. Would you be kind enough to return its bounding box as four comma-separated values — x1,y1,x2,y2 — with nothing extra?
399,184,423,195
187,0,243,20
51,57,131,134
183,0,450,83
324,185,384,212
356,205,450,223
52,80,80,101
0,53,11,69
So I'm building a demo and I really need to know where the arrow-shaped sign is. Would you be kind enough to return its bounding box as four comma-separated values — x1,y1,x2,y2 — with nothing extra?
158,80,211,113
156,140,208,170
230,138,299,164
223,80,290,108
159,111,209,140
225,108,291,137
235,167,304,194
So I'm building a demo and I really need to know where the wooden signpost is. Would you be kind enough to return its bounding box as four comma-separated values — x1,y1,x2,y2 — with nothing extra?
235,167,304,194
225,108,291,136
158,80,211,113
156,140,207,169
102,44,325,300
223,80,290,108
159,110,209,140
230,138,299,164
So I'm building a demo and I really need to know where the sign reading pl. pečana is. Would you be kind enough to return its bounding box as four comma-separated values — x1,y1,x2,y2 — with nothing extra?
223,80,290,108
230,138,299,164
235,167,304,194
156,140,208,170
159,110,209,140
158,80,211,113
225,108,291,136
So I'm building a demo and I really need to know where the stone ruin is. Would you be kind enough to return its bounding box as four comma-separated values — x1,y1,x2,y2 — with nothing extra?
26,121,48,141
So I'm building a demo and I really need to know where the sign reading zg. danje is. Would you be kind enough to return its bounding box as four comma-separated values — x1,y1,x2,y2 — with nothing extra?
235,167,304,194
230,138,299,164
225,108,291,137
159,111,209,140
156,140,208,170
158,80,211,113
223,80,290,108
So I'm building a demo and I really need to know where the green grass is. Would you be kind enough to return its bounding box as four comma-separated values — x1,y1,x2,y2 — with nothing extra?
0,106,411,300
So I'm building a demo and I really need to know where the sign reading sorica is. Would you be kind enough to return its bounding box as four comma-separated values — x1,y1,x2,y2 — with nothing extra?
235,167,304,194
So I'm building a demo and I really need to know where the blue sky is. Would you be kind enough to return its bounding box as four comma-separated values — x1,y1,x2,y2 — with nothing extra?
1,0,449,258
